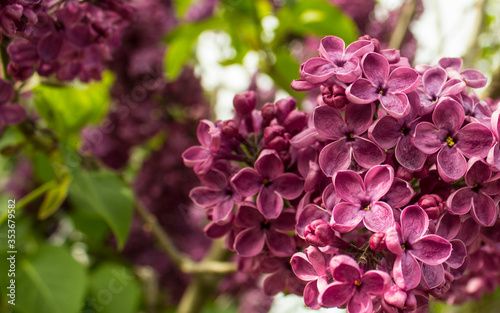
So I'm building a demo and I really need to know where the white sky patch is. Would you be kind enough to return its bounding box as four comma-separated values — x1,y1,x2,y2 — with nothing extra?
269,293,344,313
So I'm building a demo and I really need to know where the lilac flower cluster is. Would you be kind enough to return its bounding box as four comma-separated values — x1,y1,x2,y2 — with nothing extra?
4,0,133,82
185,35,500,312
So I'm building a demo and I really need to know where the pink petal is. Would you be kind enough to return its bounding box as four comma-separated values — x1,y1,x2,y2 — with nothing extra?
422,67,447,97
204,221,231,239
347,290,373,313
412,122,446,154
291,78,316,91
234,227,265,257
396,135,427,171
332,202,364,233
369,116,402,149
333,170,365,204
291,252,317,281
189,187,226,207
257,187,283,219
272,173,303,199
383,178,415,208
255,149,284,179
439,58,462,71
296,204,331,238
383,285,407,309
271,209,296,232
345,102,375,135
447,188,474,215
386,226,404,256
318,139,351,177
386,67,420,93
313,105,345,140
437,146,467,182
432,97,464,134
197,120,215,147
263,272,285,296
304,280,321,309
410,235,452,265
461,69,487,88
318,36,345,61
440,78,466,96
360,270,390,295
471,192,498,227
265,230,295,257
335,58,363,83
380,92,411,118
320,282,354,308
352,136,386,168
306,246,328,277
212,198,234,223
455,216,480,246
465,158,491,186
446,239,467,269
235,204,263,228
330,255,361,283
346,78,378,104
421,264,445,289
487,143,500,170
456,122,494,158
364,165,394,201
401,205,429,244
393,253,421,290
435,213,461,240
363,201,395,232
362,52,389,87
182,146,210,167
301,57,335,84
231,168,263,197
344,39,374,59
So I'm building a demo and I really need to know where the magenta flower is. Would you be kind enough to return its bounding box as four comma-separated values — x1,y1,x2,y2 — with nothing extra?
182,120,221,173
346,52,420,118
331,165,395,233
299,36,374,84
231,149,303,219
412,97,494,182
386,205,452,290
447,158,500,227
487,109,500,170
369,91,427,171
189,169,242,224
291,246,331,309
314,102,385,176
438,58,487,88
233,204,295,257
417,66,465,114
320,255,390,312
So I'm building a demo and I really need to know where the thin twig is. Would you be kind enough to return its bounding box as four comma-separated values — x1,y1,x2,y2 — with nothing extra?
388,0,418,50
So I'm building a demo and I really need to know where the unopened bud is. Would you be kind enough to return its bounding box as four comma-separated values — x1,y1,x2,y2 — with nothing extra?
321,85,348,109
283,110,307,132
418,194,445,220
275,97,296,123
233,91,256,116
369,232,387,252
304,220,336,247
221,120,238,138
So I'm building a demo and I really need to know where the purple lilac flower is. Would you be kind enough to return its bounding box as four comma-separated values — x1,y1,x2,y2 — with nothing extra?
412,97,494,182
438,58,487,88
314,102,385,176
331,165,395,233
231,149,303,219
320,255,391,312
347,52,420,118
447,158,500,226
386,205,452,290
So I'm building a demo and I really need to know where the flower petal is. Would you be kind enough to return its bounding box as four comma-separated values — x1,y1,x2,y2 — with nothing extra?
401,205,429,244
432,97,464,134
437,146,467,182
346,78,378,104
234,227,265,257
393,253,421,290
352,136,386,169
422,67,447,97
313,105,345,140
301,57,335,84
421,263,445,289
446,239,467,269
382,178,415,208
345,102,375,135
257,187,283,219
231,168,263,197
363,201,395,232
332,202,364,233
330,255,361,283
435,213,461,240
347,290,373,313
189,187,226,207
333,170,365,203
291,252,317,281
362,52,389,87
266,230,295,257
296,204,331,238
447,187,474,215
320,282,354,308
182,146,210,167
471,192,498,227
255,150,284,180
461,69,487,88
318,139,351,177
235,204,264,228
396,134,427,171
465,158,491,186
456,122,494,158
272,173,303,199
369,116,402,149
360,270,391,295
364,165,394,201
318,36,345,61
410,235,452,265
304,280,321,310
380,92,411,118
386,67,420,93
412,122,445,154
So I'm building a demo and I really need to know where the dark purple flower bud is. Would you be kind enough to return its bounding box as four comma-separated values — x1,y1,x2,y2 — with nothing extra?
418,194,445,220
263,125,285,144
304,220,336,247
321,85,348,109
221,119,238,138
275,97,296,123
283,110,307,133
233,91,256,116
261,102,275,122
266,136,288,151
369,232,387,251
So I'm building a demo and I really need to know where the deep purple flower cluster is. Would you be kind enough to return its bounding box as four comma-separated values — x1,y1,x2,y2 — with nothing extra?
185,35,500,312
4,0,133,82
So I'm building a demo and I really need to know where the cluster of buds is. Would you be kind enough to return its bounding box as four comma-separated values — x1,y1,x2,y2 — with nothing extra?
184,35,500,312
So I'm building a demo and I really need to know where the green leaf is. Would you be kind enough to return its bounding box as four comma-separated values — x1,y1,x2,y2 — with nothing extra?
37,175,72,220
33,72,113,144
69,168,133,249
85,263,141,313
16,245,87,313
